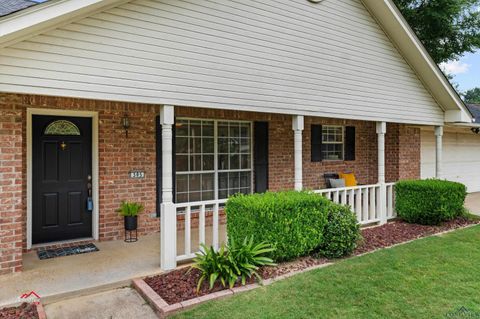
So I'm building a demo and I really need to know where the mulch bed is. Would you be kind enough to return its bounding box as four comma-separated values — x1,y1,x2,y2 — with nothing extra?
0,303,39,319
145,217,479,305
355,216,477,255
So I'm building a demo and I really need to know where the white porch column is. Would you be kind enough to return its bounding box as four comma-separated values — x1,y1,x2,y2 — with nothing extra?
292,115,304,191
160,105,176,270
376,122,387,224
435,126,443,179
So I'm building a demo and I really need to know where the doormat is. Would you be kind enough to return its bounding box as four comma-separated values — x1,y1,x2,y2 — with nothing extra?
37,244,99,260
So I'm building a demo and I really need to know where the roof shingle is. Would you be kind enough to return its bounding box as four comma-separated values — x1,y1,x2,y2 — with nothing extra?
0,0,47,17
466,104,480,123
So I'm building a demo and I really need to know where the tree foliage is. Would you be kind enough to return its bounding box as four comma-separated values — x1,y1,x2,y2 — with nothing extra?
393,0,480,64
464,87,480,103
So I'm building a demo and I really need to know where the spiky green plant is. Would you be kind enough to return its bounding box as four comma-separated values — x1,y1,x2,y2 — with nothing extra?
191,237,275,292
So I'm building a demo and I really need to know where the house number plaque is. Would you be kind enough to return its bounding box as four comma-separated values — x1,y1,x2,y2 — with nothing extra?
129,170,145,179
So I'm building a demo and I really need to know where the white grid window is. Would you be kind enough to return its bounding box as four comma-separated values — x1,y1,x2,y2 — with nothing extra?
322,126,344,161
218,122,252,199
175,119,252,203
175,120,215,203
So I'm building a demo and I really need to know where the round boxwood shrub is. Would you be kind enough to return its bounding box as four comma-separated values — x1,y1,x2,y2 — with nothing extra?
226,191,329,262
317,203,361,259
395,179,467,225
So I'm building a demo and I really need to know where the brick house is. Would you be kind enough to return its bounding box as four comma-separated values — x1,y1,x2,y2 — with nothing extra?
0,0,474,275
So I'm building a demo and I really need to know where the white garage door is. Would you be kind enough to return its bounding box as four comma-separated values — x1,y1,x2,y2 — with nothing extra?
421,130,480,192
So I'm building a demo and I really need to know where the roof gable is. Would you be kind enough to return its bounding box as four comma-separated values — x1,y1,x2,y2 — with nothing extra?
0,0,472,124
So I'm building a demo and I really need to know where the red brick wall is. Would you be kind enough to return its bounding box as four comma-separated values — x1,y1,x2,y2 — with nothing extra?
385,123,400,183
398,126,421,180
303,117,378,189
385,123,421,182
0,95,23,275
0,93,422,274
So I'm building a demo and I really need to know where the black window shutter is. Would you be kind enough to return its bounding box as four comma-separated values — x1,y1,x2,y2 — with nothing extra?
156,116,176,217
311,124,323,162
254,122,269,193
345,126,356,161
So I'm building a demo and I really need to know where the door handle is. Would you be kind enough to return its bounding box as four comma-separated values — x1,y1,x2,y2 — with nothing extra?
87,174,93,212
87,175,92,196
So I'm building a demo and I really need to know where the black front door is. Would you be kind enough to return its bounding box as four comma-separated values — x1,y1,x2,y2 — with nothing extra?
32,115,92,244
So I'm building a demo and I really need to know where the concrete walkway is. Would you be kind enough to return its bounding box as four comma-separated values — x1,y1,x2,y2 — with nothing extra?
45,287,157,319
0,233,164,307
466,192,480,215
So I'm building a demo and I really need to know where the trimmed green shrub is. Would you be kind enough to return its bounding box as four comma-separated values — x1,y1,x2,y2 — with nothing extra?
317,204,361,259
395,179,467,225
226,191,330,261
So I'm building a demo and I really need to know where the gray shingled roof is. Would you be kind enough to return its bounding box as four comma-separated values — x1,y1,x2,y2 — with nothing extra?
0,0,47,17
467,104,480,123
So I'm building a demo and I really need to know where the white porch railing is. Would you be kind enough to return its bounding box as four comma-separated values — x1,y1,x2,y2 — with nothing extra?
173,183,396,262
314,183,396,225
174,199,227,262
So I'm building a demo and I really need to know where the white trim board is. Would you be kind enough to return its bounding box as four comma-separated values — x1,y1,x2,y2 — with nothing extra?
26,108,99,249
0,0,129,48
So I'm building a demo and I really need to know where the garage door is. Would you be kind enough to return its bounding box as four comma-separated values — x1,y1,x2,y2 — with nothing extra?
421,130,480,192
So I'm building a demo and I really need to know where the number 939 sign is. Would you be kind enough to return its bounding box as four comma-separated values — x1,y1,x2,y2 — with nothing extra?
129,170,145,179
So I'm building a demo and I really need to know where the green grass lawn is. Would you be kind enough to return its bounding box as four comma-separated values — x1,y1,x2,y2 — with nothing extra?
172,225,480,319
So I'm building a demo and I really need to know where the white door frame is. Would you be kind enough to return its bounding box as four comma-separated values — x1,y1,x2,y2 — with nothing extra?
27,108,99,249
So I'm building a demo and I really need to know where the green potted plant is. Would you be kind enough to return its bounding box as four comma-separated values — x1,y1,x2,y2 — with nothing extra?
117,201,144,231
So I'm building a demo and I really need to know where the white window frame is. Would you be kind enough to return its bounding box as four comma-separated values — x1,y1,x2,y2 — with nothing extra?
175,118,254,202
322,125,345,161
175,119,215,203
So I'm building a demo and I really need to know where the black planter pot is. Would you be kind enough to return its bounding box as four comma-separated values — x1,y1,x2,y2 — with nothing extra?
124,216,138,231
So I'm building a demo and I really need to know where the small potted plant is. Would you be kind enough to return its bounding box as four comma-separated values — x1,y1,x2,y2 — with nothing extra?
117,201,144,231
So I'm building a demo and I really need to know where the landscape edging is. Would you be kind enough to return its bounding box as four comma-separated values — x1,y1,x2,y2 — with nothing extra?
133,262,333,317
36,302,47,319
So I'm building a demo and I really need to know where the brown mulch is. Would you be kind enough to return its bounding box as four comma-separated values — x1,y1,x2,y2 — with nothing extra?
354,216,478,255
144,267,236,305
0,303,38,319
145,217,479,305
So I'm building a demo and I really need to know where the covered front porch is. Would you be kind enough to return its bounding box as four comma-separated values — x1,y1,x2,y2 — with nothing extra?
0,93,451,306
0,93,447,279
158,105,447,270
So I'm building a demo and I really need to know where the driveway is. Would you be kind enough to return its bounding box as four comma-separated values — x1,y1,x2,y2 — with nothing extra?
465,192,480,215
44,287,157,319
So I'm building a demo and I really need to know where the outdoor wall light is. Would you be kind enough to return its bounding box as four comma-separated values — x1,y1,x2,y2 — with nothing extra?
121,113,131,138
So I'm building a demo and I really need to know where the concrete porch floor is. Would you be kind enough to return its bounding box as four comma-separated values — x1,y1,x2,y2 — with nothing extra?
0,225,226,307
465,192,480,215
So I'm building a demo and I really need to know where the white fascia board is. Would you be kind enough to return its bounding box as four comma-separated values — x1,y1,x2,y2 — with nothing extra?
0,0,127,48
445,110,474,124
362,0,473,123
